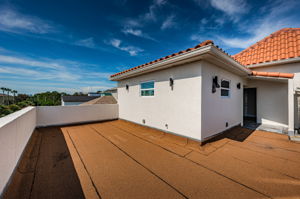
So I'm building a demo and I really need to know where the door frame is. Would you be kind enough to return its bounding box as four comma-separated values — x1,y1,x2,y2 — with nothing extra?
243,88,257,123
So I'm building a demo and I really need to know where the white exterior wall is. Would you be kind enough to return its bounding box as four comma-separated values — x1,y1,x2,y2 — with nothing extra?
118,61,202,140
252,62,300,89
0,107,36,195
37,104,119,127
112,92,118,100
201,61,244,140
252,62,299,128
246,79,288,127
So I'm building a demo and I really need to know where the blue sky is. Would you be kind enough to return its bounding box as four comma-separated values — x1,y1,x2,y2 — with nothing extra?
0,0,299,94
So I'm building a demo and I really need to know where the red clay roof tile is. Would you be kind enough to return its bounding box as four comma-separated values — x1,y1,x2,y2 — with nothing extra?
233,28,300,66
251,71,294,78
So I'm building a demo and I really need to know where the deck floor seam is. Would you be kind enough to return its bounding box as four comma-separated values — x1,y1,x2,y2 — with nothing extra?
90,126,189,199
66,129,102,199
109,123,190,156
28,130,43,199
184,156,273,199
94,123,272,199
108,124,272,198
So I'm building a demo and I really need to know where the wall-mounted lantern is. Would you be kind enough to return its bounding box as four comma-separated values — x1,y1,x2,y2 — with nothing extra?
126,84,129,91
169,78,174,90
212,76,220,93
237,83,241,89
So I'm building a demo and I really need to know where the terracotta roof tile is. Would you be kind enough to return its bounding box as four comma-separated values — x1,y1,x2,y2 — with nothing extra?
233,28,300,66
110,40,214,78
251,71,294,78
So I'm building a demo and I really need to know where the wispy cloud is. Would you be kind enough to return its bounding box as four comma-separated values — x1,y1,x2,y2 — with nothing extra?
0,55,65,69
0,78,115,94
123,0,167,28
0,48,111,85
122,28,156,41
161,15,176,30
108,39,143,56
218,0,300,49
0,65,79,81
74,37,96,48
193,0,249,23
210,0,249,18
0,7,54,34
144,0,167,22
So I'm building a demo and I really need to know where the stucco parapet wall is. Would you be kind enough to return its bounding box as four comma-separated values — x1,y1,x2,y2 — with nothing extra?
0,106,36,128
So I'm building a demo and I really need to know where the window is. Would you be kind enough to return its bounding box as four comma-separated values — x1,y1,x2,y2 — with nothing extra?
221,79,230,97
140,81,154,96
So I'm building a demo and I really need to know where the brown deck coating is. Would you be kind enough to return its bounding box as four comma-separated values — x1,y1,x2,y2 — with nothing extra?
4,120,300,199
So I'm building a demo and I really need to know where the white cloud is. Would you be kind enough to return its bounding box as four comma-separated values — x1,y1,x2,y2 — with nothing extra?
210,0,249,17
124,0,167,28
0,65,79,81
122,28,156,41
0,7,54,34
74,37,96,48
219,0,300,48
108,39,143,56
144,0,167,22
194,0,249,22
0,55,65,69
161,15,176,30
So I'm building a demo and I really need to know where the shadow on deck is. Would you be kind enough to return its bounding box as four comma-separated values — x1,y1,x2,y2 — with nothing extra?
2,127,85,199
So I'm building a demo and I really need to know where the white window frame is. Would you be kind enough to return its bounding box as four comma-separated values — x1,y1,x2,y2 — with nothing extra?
140,80,155,97
221,79,231,98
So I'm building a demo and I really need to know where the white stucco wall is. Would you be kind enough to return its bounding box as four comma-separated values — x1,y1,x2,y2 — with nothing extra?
252,62,300,90
201,61,244,140
252,62,299,128
112,92,118,100
0,107,36,195
118,61,202,140
245,79,288,127
37,104,119,127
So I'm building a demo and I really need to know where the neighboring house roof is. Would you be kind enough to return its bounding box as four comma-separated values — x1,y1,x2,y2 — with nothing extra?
110,40,251,80
61,96,99,102
80,96,117,105
105,87,117,92
233,28,300,66
251,71,294,78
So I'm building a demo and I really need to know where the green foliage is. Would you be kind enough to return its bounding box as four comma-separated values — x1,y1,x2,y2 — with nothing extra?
32,91,64,106
0,91,67,117
17,101,28,108
0,105,13,117
8,104,21,112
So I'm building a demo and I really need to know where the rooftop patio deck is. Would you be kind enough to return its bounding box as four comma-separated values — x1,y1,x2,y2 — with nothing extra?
3,120,300,199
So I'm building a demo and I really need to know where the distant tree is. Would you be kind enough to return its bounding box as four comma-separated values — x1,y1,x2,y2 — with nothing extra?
16,94,30,103
73,92,87,96
0,87,5,104
6,88,11,105
12,90,17,103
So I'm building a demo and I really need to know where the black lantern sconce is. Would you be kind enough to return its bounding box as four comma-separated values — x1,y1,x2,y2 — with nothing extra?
212,76,220,93
169,78,174,90
237,83,241,89
126,84,129,91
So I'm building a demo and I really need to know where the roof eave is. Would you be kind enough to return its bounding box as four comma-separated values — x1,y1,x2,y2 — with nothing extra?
110,45,251,81
247,76,289,82
246,56,300,69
